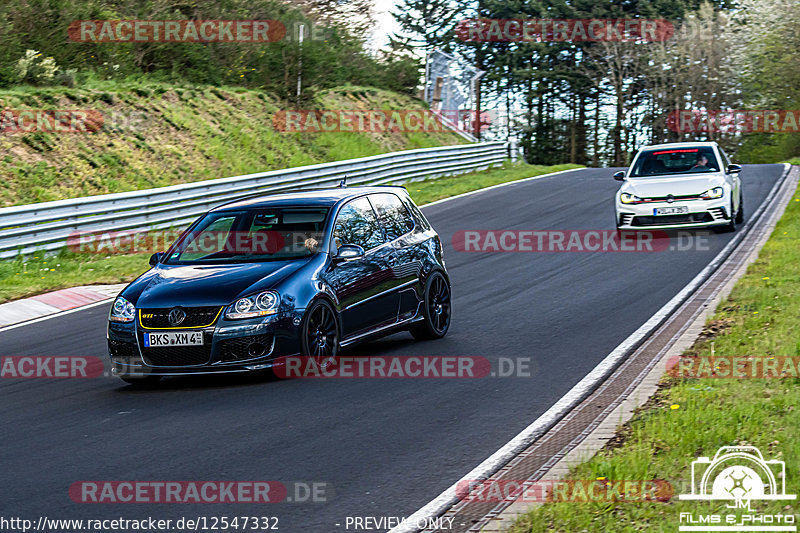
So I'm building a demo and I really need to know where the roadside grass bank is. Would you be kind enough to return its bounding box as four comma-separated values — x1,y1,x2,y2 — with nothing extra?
0,252,145,304
0,161,581,303
0,81,464,206
509,177,800,532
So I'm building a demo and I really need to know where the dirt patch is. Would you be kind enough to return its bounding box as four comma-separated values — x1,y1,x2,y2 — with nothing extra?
697,316,737,342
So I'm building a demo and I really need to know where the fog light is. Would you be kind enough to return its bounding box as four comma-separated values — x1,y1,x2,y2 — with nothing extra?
248,343,266,357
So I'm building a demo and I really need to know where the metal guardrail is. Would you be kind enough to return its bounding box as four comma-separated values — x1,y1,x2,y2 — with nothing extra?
0,142,507,258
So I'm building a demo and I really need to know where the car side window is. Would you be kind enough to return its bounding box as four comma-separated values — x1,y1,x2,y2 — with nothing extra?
406,199,431,230
719,149,730,169
333,197,384,251
369,193,415,241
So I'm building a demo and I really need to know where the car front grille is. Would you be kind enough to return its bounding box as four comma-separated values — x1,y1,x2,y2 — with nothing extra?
640,194,702,202
631,213,714,226
218,334,274,363
139,306,222,329
137,330,214,366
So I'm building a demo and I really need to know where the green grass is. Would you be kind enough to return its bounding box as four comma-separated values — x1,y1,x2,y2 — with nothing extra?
510,183,800,532
0,251,151,303
0,161,579,303
0,81,463,206
786,157,800,165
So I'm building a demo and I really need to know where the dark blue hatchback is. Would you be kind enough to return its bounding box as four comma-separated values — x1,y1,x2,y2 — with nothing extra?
107,186,451,384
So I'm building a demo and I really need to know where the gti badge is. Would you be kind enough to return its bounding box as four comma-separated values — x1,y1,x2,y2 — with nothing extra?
168,307,186,326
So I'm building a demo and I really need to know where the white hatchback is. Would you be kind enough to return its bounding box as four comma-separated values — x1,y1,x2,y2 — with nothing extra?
614,142,743,231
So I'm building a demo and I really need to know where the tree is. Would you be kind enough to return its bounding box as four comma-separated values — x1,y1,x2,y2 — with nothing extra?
644,4,737,148
391,0,460,54
726,0,800,161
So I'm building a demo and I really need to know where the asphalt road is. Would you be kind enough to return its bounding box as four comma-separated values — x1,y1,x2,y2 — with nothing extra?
0,164,785,532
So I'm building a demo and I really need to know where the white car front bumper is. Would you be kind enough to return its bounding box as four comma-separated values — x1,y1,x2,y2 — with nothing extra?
616,199,731,230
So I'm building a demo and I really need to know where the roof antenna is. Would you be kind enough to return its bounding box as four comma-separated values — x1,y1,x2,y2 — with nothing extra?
338,175,347,188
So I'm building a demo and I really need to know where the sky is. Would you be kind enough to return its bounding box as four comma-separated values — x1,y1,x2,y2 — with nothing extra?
367,0,403,50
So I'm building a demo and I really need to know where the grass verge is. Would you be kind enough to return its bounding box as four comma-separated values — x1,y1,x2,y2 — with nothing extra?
0,82,463,206
510,177,800,532
0,252,149,304
0,160,582,304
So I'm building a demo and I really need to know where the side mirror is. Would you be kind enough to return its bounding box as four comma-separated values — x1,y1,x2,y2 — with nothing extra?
333,244,365,262
149,252,164,267
727,164,742,174
613,171,626,181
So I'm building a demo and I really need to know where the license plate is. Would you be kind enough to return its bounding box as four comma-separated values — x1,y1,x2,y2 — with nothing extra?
654,206,689,216
144,331,204,347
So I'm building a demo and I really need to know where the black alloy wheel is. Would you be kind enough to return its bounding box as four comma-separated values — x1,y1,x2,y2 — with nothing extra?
411,272,451,340
302,300,339,369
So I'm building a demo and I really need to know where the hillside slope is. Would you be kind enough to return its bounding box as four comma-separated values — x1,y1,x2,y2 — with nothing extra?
0,83,464,206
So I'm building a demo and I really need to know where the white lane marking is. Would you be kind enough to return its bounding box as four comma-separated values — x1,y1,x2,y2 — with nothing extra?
388,163,792,533
419,167,585,210
0,299,62,326
0,298,113,333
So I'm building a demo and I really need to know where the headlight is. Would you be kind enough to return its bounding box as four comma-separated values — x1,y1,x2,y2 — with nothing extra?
109,296,135,323
225,291,280,319
702,187,724,199
620,192,642,204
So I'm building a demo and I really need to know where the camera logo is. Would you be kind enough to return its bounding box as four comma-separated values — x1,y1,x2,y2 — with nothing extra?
680,446,795,508
678,446,796,533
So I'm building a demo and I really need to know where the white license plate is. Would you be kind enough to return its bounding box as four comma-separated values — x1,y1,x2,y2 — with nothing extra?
654,206,689,216
144,331,204,347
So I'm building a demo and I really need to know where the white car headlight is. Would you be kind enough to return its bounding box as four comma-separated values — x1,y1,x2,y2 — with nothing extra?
109,296,136,323
225,291,280,319
702,187,724,199
620,192,642,204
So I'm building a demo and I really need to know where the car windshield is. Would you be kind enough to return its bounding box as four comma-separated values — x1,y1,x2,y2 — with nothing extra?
629,147,720,177
164,207,329,264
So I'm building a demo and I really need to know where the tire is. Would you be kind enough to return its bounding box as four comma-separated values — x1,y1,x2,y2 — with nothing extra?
119,375,162,387
300,299,339,370
736,193,744,224
410,272,452,341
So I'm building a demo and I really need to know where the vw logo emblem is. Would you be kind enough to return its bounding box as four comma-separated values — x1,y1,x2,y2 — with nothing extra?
168,307,186,326
666,194,675,203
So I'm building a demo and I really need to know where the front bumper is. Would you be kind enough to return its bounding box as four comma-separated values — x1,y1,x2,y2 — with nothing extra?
107,310,304,377
616,199,730,230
